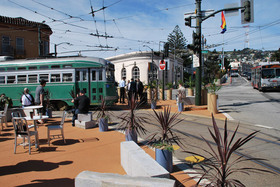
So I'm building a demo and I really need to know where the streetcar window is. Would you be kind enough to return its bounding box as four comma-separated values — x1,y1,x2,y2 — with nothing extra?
51,74,61,82
276,69,280,78
28,74,37,83
39,66,49,69
51,65,60,69
63,64,72,68
98,70,103,81
0,76,5,84
7,76,15,84
92,88,96,93
0,68,5,72
106,68,114,81
82,71,87,81
39,74,49,82
63,73,72,82
99,88,103,93
18,75,27,83
7,67,16,71
92,95,96,100
92,70,96,81
29,66,37,70
18,67,26,70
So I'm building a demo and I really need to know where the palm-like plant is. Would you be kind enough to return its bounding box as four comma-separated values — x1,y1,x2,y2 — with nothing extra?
184,114,273,186
118,95,149,142
148,106,184,151
96,97,111,131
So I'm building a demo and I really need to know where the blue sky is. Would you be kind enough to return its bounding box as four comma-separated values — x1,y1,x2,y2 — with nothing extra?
1,0,280,58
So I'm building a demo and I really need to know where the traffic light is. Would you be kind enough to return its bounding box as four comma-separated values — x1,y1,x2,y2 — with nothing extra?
184,17,192,27
244,0,251,22
164,43,169,57
187,31,200,54
193,32,200,53
241,0,254,24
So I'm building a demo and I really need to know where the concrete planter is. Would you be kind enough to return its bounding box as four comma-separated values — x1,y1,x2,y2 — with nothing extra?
147,88,152,101
151,101,156,109
166,89,172,100
155,148,173,172
99,118,108,132
125,129,137,143
188,88,194,96
207,93,218,114
201,89,208,105
159,89,163,100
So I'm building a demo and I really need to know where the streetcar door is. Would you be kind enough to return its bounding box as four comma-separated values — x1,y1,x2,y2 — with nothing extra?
90,68,103,105
75,69,90,99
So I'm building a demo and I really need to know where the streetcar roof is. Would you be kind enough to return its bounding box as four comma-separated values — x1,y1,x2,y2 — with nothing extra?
0,56,111,68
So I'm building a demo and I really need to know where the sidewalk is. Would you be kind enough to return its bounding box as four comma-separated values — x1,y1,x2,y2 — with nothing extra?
0,101,224,187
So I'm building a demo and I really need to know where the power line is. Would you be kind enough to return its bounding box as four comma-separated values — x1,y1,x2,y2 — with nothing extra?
31,0,84,21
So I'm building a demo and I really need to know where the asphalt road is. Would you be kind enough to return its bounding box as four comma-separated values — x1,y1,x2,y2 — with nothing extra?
218,75,280,130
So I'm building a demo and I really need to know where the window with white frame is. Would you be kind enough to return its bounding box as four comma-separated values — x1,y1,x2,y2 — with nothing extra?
132,66,140,80
121,68,126,79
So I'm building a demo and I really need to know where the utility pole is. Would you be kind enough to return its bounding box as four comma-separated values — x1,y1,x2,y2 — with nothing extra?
185,0,253,106
195,0,202,106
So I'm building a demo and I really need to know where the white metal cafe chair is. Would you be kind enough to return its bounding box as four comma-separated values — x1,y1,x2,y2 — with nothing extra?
47,111,67,146
0,103,9,130
12,116,38,154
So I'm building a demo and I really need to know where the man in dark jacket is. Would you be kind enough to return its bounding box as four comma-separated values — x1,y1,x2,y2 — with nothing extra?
128,78,136,101
71,90,90,126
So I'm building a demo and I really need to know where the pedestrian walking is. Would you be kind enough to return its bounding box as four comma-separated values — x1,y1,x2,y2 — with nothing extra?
35,79,47,114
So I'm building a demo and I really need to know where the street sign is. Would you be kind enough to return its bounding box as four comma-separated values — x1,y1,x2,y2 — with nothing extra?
201,50,208,54
193,54,200,68
159,60,166,70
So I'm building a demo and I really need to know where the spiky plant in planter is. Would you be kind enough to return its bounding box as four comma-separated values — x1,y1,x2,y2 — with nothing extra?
148,106,184,172
118,95,149,143
96,97,111,132
184,114,274,186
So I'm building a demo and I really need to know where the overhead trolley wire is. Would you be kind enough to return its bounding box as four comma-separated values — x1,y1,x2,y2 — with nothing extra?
8,0,88,30
31,0,84,21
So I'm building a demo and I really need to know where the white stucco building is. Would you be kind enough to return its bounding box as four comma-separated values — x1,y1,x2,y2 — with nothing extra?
106,51,184,86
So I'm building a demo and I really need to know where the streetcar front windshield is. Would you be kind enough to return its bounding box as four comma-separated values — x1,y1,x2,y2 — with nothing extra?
262,69,275,79
106,65,115,82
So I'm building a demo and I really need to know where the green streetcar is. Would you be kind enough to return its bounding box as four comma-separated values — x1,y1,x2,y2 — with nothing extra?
0,56,118,109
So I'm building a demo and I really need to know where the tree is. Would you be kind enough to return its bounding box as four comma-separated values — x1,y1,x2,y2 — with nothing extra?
167,25,191,83
167,25,187,55
271,48,280,61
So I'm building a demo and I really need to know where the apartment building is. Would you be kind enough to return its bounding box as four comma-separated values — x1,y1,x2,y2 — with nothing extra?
0,15,52,59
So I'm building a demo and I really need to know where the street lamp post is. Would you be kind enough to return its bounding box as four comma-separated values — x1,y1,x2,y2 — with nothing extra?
143,45,154,84
54,42,71,57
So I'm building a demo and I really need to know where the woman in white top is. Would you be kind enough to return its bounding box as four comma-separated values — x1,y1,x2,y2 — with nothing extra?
21,88,34,107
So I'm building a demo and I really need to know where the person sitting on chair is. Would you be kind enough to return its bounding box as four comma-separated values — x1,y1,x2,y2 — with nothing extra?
71,90,90,127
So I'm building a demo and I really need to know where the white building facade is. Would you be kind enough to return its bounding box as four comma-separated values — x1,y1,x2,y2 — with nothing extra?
106,51,184,86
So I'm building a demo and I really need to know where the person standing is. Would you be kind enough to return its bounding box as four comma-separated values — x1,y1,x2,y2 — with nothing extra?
128,78,136,101
119,78,126,103
35,79,47,114
136,78,144,102
71,90,90,126
21,88,34,107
